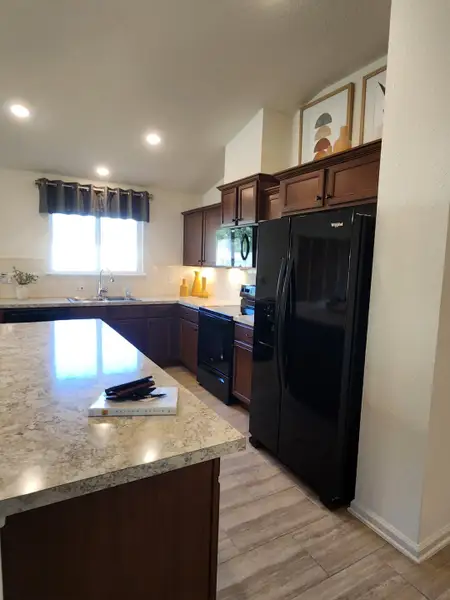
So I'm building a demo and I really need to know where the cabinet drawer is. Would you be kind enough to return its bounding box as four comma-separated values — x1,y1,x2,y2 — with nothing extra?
234,323,254,346
106,303,174,320
179,305,199,324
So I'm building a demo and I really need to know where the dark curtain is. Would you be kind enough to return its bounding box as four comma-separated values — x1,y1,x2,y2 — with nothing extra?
37,178,151,222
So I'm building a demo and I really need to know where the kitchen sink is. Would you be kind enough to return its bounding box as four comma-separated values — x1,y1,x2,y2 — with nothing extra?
67,296,142,303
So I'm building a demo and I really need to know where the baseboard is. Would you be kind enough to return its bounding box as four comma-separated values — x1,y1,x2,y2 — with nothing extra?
349,503,450,563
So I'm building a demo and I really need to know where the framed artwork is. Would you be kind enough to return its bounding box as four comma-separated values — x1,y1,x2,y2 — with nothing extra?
360,66,387,144
299,83,354,164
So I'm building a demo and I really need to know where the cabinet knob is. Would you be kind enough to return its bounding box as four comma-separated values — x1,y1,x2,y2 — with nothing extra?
316,195,322,202
326,193,333,200
197,260,202,264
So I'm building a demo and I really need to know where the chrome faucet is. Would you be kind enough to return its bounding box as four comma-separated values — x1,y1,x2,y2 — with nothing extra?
97,269,115,300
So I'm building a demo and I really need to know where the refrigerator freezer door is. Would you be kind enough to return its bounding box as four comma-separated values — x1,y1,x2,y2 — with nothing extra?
250,218,290,454
278,209,368,505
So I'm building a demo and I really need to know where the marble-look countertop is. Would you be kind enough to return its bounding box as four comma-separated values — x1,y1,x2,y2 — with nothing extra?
0,296,254,325
0,320,245,518
0,296,236,310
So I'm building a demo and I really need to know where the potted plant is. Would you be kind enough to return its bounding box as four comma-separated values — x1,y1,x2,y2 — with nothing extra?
12,267,39,300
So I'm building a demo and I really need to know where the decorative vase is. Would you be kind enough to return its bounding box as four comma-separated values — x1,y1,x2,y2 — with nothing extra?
333,125,351,153
191,271,202,297
16,285,29,300
179,278,189,297
200,276,209,298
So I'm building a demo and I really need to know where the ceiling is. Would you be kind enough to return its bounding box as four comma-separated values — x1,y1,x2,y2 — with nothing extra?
0,0,391,193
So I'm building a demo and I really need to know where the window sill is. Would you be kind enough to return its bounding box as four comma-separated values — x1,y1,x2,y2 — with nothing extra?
46,271,147,277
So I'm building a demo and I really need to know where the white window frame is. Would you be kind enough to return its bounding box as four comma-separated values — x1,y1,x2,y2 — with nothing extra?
47,214,145,276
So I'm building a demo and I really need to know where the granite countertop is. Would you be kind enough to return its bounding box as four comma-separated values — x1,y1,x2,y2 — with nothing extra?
0,296,254,325
0,320,245,518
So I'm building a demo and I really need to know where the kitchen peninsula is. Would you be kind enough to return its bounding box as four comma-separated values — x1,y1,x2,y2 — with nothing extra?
0,320,245,599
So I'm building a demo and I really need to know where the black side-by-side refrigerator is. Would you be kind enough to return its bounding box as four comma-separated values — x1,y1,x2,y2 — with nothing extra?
249,207,375,508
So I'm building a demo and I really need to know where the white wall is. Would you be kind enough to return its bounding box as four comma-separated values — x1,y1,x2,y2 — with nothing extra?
0,169,200,299
261,110,292,175
352,0,450,559
201,179,223,207
224,110,264,184
290,55,387,167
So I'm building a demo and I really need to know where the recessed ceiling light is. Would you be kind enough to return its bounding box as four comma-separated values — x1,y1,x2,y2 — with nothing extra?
145,132,162,146
96,166,110,177
9,103,31,119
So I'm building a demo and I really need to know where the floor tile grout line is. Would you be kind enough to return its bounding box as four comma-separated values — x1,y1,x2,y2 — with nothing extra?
307,541,388,580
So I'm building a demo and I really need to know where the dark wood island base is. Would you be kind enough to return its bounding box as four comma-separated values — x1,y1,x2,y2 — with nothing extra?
2,459,220,600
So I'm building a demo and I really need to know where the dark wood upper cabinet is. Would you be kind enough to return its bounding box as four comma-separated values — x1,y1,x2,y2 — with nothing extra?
218,174,279,226
281,170,325,214
182,204,221,267
202,204,222,267
265,186,281,221
237,181,257,224
183,210,203,266
276,140,381,216
221,189,237,226
326,153,380,206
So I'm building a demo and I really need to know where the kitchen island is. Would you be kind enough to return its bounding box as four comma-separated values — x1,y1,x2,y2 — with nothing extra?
0,320,245,600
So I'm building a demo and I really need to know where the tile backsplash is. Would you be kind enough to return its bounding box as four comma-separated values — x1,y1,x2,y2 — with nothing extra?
0,258,254,303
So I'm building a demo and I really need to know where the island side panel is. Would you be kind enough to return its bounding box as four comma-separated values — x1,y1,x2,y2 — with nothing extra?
1,459,220,600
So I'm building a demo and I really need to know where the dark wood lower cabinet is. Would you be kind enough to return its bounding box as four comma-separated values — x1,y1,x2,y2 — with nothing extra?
106,318,148,355
232,340,253,406
2,459,220,600
180,317,199,375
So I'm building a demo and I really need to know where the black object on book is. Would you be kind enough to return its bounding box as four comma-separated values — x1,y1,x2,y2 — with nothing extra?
105,376,155,401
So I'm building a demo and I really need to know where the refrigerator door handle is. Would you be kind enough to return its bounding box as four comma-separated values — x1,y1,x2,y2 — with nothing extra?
278,256,294,390
274,258,287,390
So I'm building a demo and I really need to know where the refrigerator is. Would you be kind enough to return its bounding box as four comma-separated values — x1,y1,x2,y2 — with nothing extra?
249,207,375,508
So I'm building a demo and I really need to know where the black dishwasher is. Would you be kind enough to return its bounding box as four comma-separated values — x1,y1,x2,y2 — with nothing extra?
197,308,234,404
3,308,72,323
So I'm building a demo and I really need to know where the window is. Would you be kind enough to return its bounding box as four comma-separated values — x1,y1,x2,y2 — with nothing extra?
50,214,143,273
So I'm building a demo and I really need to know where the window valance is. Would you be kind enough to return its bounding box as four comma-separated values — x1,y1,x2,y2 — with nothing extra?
36,178,152,222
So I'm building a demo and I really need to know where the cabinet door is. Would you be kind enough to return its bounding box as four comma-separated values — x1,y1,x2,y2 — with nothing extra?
232,342,253,406
267,190,281,220
221,188,237,226
202,205,221,267
326,154,380,206
238,182,257,224
183,211,204,266
147,318,175,367
180,318,199,375
281,170,325,214
106,319,147,355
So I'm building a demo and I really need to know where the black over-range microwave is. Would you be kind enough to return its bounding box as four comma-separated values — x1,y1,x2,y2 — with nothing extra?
216,225,257,268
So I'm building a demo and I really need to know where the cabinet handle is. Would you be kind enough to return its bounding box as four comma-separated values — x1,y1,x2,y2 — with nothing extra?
316,195,322,202
326,193,333,200
198,259,202,264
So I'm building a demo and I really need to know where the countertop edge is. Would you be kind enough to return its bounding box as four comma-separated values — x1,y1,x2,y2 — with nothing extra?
0,298,254,325
0,436,246,520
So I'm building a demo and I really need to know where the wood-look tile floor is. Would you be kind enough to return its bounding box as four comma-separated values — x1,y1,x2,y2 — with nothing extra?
167,366,450,600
